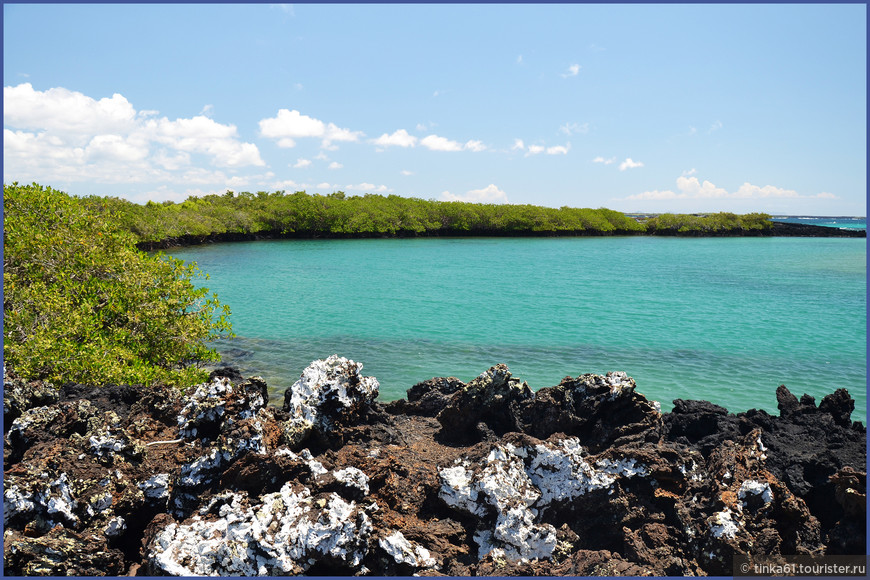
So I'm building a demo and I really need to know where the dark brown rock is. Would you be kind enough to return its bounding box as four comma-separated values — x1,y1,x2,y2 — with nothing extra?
3,362,865,576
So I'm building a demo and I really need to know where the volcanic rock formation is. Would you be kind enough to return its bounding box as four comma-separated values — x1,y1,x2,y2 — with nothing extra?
2,360,865,575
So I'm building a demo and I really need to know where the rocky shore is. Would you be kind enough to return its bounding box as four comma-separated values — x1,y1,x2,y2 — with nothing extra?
3,358,866,576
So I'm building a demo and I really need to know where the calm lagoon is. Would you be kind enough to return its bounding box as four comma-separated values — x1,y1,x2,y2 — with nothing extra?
168,236,867,422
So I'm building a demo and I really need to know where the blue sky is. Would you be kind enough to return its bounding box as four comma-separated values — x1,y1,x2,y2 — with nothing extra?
3,3,866,215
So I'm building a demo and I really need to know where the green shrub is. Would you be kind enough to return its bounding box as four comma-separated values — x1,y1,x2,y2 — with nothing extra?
3,183,232,389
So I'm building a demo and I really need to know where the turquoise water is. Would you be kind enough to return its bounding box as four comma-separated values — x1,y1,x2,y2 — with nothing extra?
771,216,866,230
169,236,867,422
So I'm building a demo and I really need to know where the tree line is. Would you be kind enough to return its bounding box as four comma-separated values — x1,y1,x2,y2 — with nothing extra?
78,188,771,246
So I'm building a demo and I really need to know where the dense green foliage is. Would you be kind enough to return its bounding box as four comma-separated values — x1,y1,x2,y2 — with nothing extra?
3,183,232,389
642,212,773,234
84,190,649,243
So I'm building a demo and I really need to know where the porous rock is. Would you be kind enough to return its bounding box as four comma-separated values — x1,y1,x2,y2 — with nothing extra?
436,364,533,442
282,355,380,446
2,361,865,576
519,371,664,452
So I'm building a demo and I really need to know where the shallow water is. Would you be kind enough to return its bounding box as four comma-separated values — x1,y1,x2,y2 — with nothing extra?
169,236,867,422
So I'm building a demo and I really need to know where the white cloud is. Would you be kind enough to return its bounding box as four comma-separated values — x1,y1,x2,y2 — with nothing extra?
682,168,697,176
85,134,149,163
625,175,837,203
154,149,191,171
559,122,588,136
347,182,390,193
421,134,463,152
199,104,214,117
316,182,332,189
561,64,581,78
323,123,363,147
4,83,137,135
593,156,616,165
464,139,487,152
372,129,417,148
524,143,570,157
147,115,265,167
294,158,311,169
512,138,525,151
3,83,264,187
619,158,644,171
328,161,343,170
258,108,362,148
400,169,414,176
732,182,800,199
675,176,729,198
441,183,508,204
259,109,323,140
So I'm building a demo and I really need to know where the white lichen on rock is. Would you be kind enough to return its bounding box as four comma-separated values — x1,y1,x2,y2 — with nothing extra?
709,508,740,539
88,431,127,459
284,355,380,436
139,473,171,500
148,483,373,576
379,530,437,569
333,467,370,495
738,480,773,507
3,483,36,525
105,516,127,537
177,377,234,439
177,448,232,488
439,436,648,561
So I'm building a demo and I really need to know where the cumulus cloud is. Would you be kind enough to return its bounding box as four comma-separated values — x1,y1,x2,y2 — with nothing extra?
512,138,525,151
626,175,837,202
258,108,363,148
619,158,644,171
293,158,311,169
400,169,414,176
464,139,487,152
4,83,137,135
3,83,264,187
372,129,417,148
562,64,581,78
442,184,507,204
522,142,570,156
346,182,390,193
593,156,616,165
420,134,463,152
328,161,343,170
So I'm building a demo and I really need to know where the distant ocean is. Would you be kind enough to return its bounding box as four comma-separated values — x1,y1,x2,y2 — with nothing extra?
771,215,866,230
169,227,867,423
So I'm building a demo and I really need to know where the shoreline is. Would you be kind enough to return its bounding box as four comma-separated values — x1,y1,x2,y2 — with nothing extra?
135,219,865,251
3,360,865,576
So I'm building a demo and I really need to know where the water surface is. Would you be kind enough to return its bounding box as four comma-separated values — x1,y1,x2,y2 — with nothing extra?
169,236,866,422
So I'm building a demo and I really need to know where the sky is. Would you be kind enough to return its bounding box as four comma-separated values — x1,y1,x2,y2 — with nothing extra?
3,2,867,215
